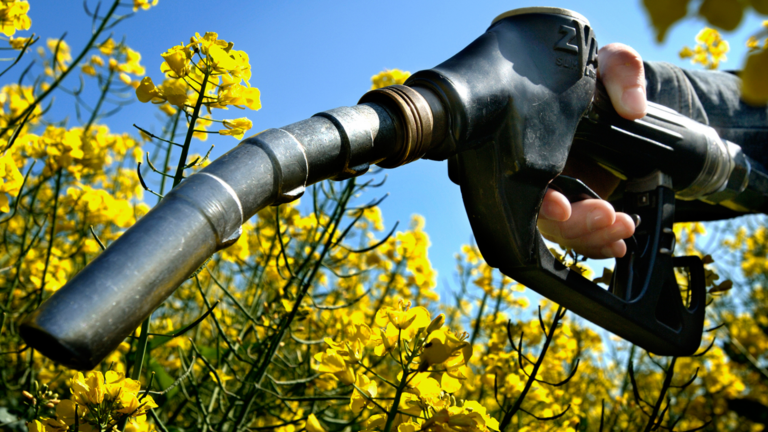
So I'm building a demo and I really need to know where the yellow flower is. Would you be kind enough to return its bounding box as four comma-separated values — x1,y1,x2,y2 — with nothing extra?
366,414,387,430
682,27,730,70
219,117,253,140
0,0,31,37
423,401,500,432
370,326,398,356
350,373,378,413
133,0,158,11
380,301,430,332
190,32,228,54
135,76,161,103
25,419,45,432
46,38,71,65
324,337,364,364
193,117,212,142
99,38,115,56
158,78,189,107
208,44,237,71
124,415,152,432
216,83,262,110
56,400,86,426
81,64,96,76
69,371,105,405
118,47,145,76
226,49,252,85
419,328,472,371
314,349,356,384
159,103,177,116
0,153,23,213
161,44,192,78
399,423,420,432
696,27,720,46
306,414,326,432
64,370,156,429
371,69,411,90
9,35,31,50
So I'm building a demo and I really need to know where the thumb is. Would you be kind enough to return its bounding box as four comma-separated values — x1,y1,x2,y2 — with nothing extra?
598,43,646,120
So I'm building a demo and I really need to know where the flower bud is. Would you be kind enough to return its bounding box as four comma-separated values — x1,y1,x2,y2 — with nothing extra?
22,390,33,399
426,314,445,334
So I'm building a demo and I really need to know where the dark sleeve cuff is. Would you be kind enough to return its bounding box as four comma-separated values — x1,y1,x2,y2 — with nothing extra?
643,61,768,167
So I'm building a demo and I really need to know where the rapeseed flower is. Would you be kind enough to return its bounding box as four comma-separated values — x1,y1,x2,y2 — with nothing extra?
0,153,22,212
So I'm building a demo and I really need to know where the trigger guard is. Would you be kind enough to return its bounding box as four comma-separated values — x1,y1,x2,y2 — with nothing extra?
549,175,601,203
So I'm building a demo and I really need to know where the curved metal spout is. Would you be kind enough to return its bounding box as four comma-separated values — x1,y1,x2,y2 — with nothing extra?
21,90,444,370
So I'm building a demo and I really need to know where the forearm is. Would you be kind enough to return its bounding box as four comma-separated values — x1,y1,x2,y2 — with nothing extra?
644,61,768,167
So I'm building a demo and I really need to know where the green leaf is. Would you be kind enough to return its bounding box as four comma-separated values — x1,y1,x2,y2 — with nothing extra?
699,0,746,31
643,0,691,42
742,48,768,106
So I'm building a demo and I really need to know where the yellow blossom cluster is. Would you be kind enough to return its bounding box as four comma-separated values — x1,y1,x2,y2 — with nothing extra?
5,9,768,432
26,371,157,432
133,0,158,11
679,27,730,69
370,69,410,90
0,83,42,130
18,124,143,179
0,152,22,212
80,39,145,86
314,297,494,432
135,32,260,141
746,20,768,52
0,0,30,37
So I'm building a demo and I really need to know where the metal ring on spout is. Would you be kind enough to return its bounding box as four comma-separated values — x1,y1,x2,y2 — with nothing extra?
359,85,434,168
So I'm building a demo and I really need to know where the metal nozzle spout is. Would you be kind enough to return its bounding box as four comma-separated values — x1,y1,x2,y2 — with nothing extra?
20,88,446,370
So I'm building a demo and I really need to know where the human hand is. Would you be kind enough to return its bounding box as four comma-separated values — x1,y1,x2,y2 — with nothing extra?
537,43,646,259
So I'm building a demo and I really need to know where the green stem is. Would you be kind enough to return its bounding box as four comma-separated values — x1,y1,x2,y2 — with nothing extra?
643,357,677,432
383,328,424,432
36,169,63,306
383,365,410,432
159,111,181,195
83,67,114,134
499,306,566,431
229,181,356,431
172,66,210,188
127,64,209,403
469,287,489,348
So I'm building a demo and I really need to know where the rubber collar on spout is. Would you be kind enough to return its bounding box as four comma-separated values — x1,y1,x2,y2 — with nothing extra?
492,7,590,26
359,85,434,168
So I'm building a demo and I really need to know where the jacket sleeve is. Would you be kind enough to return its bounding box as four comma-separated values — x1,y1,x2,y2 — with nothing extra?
644,61,768,167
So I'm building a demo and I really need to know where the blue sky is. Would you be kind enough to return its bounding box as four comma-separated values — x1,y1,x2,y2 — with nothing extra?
20,0,766,295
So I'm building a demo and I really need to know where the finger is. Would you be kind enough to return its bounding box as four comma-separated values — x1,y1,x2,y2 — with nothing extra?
555,213,636,259
598,43,646,120
539,189,571,222
537,199,615,240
